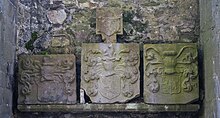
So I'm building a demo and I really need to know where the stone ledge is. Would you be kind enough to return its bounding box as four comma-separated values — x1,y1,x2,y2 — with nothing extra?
17,104,199,113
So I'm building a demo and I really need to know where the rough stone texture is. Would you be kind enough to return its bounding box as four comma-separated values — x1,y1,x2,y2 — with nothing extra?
81,43,140,103
17,0,199,55
17,0,31,54
0,0,17,117
18,55,76,105
47,9,67,24
80,7,139,103
51,35,70,47
15,0,200,117
16,112,199,118
144,43,199,104
200,0,220,117
47,30,75,54
17,104,200,112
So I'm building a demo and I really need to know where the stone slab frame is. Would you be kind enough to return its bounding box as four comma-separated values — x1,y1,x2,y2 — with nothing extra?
81,43,140,103
200,0,220,117
18,55,76,104
144,43,199,104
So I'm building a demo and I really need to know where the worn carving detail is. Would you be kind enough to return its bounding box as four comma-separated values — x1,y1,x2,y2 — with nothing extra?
48,30,74,54
18,55,76,104
144,43,199,104
81,43,140,103
96,8,123,43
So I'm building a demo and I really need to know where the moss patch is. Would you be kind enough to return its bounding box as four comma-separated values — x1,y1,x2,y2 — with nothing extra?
25,32,38,51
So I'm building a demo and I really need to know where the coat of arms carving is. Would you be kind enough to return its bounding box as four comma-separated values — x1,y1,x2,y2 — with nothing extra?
81,43,140,103
81,7,140,103
144,43,199,104
18,55,76,104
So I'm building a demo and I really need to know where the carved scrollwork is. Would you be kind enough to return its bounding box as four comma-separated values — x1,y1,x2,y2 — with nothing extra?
146,73,160,93
176,46,198,93
145,48,162,93
87,81,98,97
18,55,76,104
81,43,140,103
144,44,199,104
181,62,198,92
63,70,75,95
19,57,41,103
19,71,33,95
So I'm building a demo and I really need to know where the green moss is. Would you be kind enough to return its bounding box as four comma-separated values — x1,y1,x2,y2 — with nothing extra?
37,50,49,55
133,21,148,32
25,32,38,51
88,10,96,28
123,10,135,23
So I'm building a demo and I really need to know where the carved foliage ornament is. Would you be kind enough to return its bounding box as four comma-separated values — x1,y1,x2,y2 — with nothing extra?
81,43,140,103
144,43,199,104
18,55,76,104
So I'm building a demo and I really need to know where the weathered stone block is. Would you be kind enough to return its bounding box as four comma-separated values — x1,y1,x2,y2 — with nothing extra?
144,43,199,104
3,89,12,105
81,43,140,103
47,9,67,24
96,7,123,43
18,54,76,104
51,36,70,48
0,104,12,118
47,31,74,54
0,87,3,105
0,71,6,88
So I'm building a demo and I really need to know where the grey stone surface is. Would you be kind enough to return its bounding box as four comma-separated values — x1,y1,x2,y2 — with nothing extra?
18,55,77,105
17,0,199,55
0,105,12,118
96,7,123,43
0,71,6,88
17,112,199,118
0,87,3,105
0,0,17,118
15,0,200,117
47,9,67,24
200,0,220,117
81,43,140,103
17,104,200,112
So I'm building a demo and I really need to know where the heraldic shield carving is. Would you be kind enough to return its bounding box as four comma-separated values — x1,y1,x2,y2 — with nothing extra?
81,43,140,103
18,55,76,104
96,7,123,43
144,43,199,104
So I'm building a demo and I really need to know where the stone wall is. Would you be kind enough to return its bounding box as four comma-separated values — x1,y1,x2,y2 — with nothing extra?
0,0,17,117
17,0,199,55
16,0,200,118
200,0,220,117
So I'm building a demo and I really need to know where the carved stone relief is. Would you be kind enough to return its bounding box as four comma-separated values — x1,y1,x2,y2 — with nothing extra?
48,30,74,54
18,55,76,104
96,7,123,43
144,43,199,104
81,43,140,103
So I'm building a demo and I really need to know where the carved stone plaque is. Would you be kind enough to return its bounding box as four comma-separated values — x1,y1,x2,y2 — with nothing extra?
18,55,76,104
96,7,123,43
81,43,140,103
144,43,199,104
